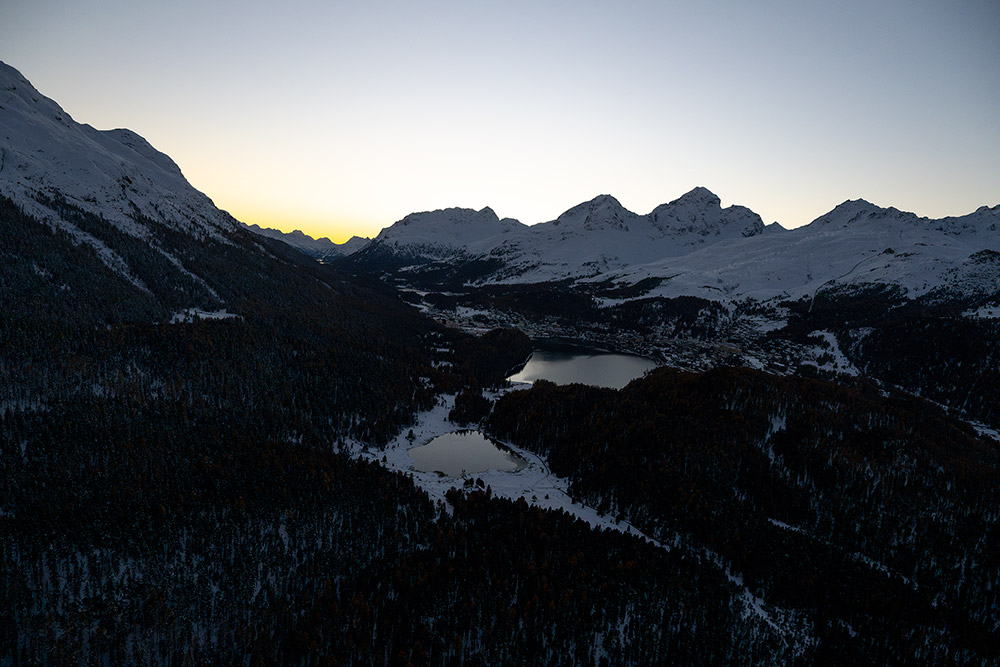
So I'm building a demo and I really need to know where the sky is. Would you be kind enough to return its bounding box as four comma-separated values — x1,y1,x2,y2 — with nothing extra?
2,1,998,242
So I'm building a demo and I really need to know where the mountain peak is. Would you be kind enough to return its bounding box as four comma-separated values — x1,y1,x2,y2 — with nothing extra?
590,193,622,206
395,206,500,229
646,188,763,240
831,198,883,215
554,194,630,230
812,198,922,228
374,205,523,260
672,187,722,208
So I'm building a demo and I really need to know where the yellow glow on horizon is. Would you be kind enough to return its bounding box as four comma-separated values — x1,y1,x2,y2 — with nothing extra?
4,1,998,251
234,211,377,245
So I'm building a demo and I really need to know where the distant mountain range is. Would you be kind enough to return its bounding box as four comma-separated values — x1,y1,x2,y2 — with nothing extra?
342,188,1000,307
4,53,996,315
241,223,368,261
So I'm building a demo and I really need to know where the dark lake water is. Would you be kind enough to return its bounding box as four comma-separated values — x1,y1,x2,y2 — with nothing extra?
507,346,657,389
409,430,527,476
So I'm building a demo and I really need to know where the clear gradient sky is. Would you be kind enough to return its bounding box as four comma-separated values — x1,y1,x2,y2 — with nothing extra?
2,1,998,242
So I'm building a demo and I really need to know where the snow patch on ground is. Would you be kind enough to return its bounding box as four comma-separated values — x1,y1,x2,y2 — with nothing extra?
745,309,789,334
150,245,222,302
454,306,493,320
44,214,152,293
963,304,1000,319
767,518,804,533
967,421,1000,442
170,308,241,324
802,330,860,376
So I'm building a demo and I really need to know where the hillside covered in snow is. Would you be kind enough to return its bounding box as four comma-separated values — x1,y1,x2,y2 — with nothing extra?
0,62,240,243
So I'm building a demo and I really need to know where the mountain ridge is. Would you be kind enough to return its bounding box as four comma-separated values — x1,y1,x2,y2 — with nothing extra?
242,222,369,260
348,187,999,303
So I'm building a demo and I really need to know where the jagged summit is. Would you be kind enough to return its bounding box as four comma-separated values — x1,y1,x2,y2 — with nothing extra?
391,206,504,231
553,195,633,231
351,188,774,281
371,205,526,260
820,198,887,219
812,199,930,230
670,186,722,208
648,188,764,240
243,222,370,259
764,221,789,234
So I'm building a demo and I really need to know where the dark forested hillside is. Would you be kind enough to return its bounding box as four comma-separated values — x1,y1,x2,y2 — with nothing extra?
8,57,997,664
5,185,999,665
0,194,535,664
4,191,800,665
487,368,1000,663
252,490,804,665
776,289,1000,429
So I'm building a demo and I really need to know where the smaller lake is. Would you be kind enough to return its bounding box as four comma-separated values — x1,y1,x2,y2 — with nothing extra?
409,430,527,476
507,347,657,389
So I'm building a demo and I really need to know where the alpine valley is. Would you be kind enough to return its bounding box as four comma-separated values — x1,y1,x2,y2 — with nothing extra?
3,60,999,666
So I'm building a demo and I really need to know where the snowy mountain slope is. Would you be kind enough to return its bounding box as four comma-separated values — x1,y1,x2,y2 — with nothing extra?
243,223,369,260
0,62,242,286
603,199,1000,304
371,206,526,260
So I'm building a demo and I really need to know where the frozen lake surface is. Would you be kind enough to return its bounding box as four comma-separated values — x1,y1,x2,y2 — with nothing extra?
508,346,656,389
408,430,527,476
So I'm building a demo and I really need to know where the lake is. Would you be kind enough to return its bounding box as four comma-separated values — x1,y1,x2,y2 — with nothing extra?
507,345,657,389
409,430,527,476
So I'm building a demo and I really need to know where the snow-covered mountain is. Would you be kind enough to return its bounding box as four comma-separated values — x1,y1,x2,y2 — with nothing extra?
0,62,239,242
0,61,254,297
243,223,369,260
353,185,999,306
605,198,1000,304
371,206,526,260
7,56,994,312
352,187,767,282
483,188,766,282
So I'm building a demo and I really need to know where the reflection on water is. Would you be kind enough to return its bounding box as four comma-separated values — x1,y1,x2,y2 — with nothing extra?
507,348,656,389
409,430,526,476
